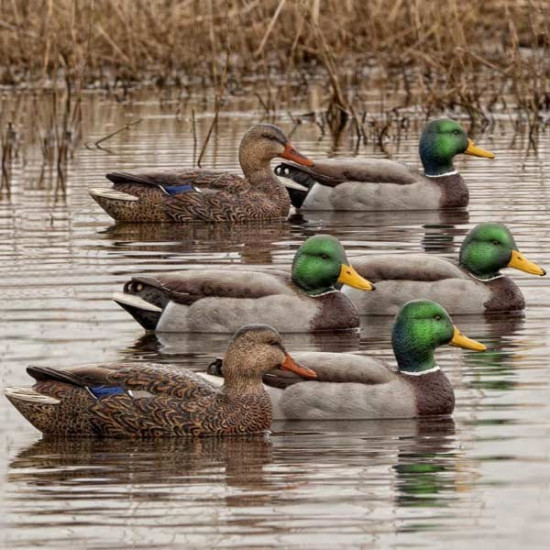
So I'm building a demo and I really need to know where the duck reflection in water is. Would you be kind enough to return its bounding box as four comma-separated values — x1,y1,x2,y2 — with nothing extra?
100,220,292,265
462,314,526,392
9,435,274,494
289,209,469,256
274,416,468,511
392,417,464,508
9,416,466,513
127,329,362,361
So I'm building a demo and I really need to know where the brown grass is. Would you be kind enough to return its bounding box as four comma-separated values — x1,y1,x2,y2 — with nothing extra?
1,1,548,101
0,0,548,169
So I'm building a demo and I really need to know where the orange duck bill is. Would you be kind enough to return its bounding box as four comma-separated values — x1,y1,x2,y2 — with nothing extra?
280,142,315,167
281,353,317,379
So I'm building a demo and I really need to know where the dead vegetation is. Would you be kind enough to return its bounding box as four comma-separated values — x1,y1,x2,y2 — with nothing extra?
1,1,548,105
0,0,548,178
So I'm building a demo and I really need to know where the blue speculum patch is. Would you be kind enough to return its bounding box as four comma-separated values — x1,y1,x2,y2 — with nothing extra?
163,184,195,195
88,385,126,398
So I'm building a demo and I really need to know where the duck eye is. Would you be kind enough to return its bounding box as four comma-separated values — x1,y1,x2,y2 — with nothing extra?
435,315,441,321
452,130,460,135
320,253,330,260
492,240,500,246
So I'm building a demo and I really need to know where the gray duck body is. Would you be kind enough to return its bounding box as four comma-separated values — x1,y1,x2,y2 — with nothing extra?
203,352,455,420
343,254,525,315
114,269,361,333
276,158,468,211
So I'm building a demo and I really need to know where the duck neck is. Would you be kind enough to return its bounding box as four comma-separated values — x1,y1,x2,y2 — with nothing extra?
239,149,277,190
419,141,456,177
459,248,502,280
222,360,267,398
291,265,337,297
396,348,437,374
251,166,284,192
461,263,501,280
422,156,456,177
300,284,336,297
392,326,437,374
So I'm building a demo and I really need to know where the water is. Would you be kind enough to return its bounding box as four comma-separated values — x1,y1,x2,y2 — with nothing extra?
1,89,550,548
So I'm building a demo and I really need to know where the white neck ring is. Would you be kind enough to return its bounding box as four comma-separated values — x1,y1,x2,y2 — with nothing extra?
425,170,458,178
402,365,441,376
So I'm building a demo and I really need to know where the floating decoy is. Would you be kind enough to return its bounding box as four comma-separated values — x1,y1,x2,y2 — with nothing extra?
113,235,375,332
5,325,316,437
343,223,546,315
90,124,313,222
204,300,486,419
275,119,494,210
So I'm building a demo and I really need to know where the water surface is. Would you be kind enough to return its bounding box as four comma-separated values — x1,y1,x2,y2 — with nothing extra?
1,90,550,548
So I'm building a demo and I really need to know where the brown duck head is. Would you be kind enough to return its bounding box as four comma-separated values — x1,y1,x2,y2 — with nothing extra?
222,325,317,392
238,124,314,176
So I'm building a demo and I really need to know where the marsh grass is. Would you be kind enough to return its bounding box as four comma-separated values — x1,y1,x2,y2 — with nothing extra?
0,0,548,170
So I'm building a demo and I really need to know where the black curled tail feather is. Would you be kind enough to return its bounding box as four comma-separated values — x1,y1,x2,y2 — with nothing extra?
274,163,317,208
207,358,224,377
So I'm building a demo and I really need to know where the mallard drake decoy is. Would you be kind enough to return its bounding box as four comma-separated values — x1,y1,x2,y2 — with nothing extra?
343,223,546,315
204,300,486,419
5,325,317,437
113,235,375,332
275,118,494,210
89,124,313,222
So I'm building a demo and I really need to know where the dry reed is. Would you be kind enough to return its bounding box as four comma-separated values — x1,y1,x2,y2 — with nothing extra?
0,0,548,168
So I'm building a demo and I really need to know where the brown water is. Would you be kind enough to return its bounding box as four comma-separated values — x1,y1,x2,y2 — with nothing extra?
1,89,550,548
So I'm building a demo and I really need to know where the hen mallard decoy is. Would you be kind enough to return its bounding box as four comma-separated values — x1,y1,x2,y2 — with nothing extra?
5,325,317,437
204,300,486,419
343,223,546,315
275,118,494,210
89,124,313,222
113,235,375,332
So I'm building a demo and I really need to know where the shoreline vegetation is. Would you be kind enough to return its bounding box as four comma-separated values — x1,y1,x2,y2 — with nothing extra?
0,0,548,180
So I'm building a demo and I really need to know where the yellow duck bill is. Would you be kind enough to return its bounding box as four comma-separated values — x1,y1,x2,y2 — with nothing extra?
507,250,546,276
465,139,495,159
338,264,376,291
450,327,486,351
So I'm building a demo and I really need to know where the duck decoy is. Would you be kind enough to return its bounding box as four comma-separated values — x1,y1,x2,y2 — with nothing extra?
204,300,486,419
113,234,375,332
90,124,313,222
275,118,494,210
343,223,546,315
5,325,317,437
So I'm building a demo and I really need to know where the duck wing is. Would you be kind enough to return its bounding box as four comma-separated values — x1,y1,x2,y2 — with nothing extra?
127,269,295,306
276,158,419,188
106,169,248,194
27,364,269,437
351,254,466,283
28,363,216,400
262,352,396,389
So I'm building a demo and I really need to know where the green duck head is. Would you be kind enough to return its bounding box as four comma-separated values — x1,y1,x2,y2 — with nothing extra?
458,223,546,280
392,300,486,374
291,235,375,296
419,119,495,177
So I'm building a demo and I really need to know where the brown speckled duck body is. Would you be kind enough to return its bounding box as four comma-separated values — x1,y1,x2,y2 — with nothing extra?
112,235,375,333
343,223,546,316
89,124,313,223
204,301,486,420
5,326,317,438
275,119,494,211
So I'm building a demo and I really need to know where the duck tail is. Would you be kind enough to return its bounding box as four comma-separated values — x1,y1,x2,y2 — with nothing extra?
113,285,164,331
274,163,317,208
5,387,60,433
89,187,142,221
89,187,170,222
